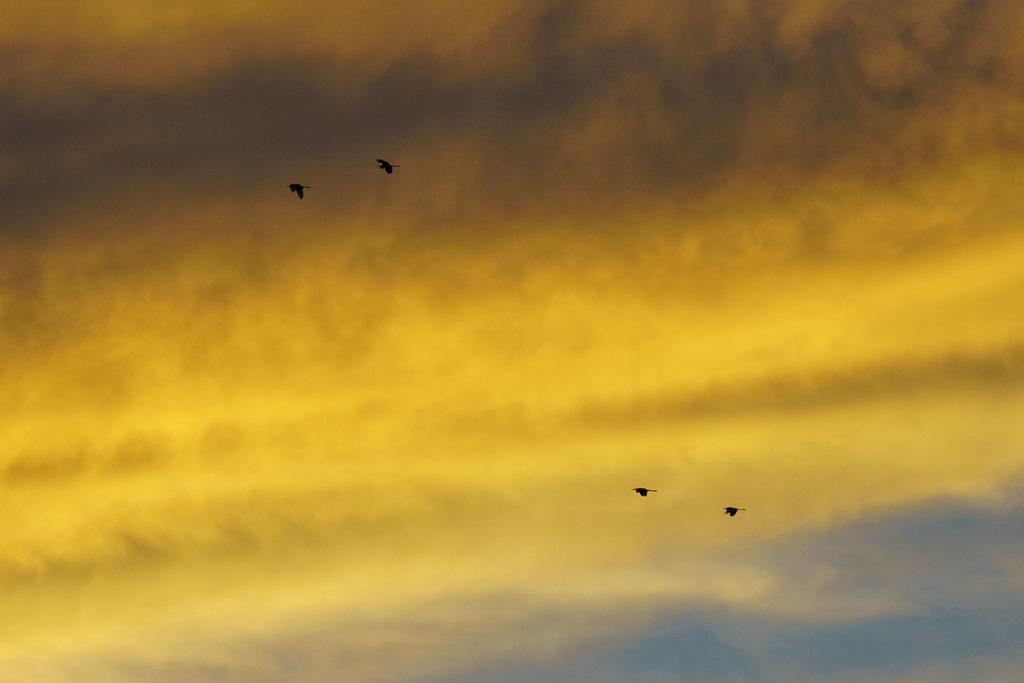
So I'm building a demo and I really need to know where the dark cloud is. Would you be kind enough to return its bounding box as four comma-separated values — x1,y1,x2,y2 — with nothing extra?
4,0,1024,236
576,342,1024,426
1,434,164,485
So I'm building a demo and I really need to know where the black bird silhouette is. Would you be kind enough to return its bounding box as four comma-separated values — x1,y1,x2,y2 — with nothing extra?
633,488,657,497
288,183,310,199
723,507,746,516
377,159,399,174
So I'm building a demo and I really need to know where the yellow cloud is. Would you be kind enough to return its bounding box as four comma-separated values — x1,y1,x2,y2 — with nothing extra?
3,156,1023,674
4,2,1024,679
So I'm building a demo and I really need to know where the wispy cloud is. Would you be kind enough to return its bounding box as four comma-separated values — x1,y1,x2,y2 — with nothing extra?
5,492,1023,682
4,1,1024,681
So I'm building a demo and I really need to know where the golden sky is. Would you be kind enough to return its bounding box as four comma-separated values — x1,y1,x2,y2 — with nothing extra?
3,1,1024,681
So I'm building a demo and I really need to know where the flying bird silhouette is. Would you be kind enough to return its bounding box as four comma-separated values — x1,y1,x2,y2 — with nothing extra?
633,488,657,497
288,183,310,199
723,507,746,516
376,159,399,174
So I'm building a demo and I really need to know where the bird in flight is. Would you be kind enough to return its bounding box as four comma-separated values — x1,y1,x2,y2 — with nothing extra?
377,159,399,174
288,183,310,199
633,488,657,497
723,507,746,516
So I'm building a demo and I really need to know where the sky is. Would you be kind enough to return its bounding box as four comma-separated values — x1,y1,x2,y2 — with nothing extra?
2,0,1024,681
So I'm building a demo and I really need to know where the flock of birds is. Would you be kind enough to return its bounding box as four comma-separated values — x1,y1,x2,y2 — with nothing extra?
632,488,746,516
288,159,398,199
291,161,746,517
